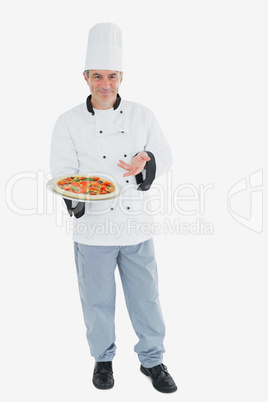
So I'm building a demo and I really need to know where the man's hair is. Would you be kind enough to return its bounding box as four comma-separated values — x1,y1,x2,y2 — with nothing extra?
84,70,122,79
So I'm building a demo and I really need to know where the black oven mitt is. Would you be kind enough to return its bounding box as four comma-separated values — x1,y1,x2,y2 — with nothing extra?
63,198,85,219
135,151,156,191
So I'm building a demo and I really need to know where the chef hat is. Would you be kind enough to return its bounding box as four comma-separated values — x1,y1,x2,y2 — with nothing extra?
85,23,122,71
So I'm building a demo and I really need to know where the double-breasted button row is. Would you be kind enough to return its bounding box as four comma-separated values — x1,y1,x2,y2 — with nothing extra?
111,206,130,210
102,154,128,159
99,130,124,134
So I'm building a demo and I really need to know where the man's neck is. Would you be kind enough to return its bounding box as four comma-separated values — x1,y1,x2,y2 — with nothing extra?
86,94,121,115
91,98,115,110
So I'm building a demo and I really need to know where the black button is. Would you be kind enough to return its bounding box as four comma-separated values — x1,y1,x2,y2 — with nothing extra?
120,111,123,113
127,207,130,210
99,130,102,133
103,156,106,158
124,154,127,157
111,208,114,211
121,131,124,133
126,180,129,183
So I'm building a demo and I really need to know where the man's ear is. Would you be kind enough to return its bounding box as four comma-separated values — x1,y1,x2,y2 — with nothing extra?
83,71,89,84
120,72,123,84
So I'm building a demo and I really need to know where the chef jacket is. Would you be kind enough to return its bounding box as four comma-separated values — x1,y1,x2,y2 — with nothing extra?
50,95,172,246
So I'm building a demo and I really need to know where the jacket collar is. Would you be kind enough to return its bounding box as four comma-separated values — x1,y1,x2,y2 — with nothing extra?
86,94,121,115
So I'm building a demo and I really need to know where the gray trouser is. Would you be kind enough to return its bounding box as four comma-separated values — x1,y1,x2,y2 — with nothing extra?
74,238,166,368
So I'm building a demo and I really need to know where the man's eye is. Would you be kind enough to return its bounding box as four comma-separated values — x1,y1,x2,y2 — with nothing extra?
110,76,117,80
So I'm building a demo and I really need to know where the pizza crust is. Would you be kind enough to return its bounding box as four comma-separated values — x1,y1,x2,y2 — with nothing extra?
52,174,120,201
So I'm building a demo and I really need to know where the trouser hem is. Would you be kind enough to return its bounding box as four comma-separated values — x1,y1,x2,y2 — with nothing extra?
140,359,164,369
95,358,115,362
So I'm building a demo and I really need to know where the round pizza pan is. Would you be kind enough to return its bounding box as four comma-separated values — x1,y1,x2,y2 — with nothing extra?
46,175,121,203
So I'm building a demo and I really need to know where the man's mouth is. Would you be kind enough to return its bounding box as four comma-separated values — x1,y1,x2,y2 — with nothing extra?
97,89,113,95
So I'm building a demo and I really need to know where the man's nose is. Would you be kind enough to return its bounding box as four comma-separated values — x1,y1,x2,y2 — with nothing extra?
101,77,110,88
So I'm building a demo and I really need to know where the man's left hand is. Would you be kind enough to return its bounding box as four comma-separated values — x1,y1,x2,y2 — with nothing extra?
118,151,150,177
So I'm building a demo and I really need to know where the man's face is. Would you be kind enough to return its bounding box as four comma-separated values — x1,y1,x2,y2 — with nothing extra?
83,70,123,110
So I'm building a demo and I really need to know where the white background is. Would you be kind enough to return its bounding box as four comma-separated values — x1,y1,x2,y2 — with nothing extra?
1,0,267,401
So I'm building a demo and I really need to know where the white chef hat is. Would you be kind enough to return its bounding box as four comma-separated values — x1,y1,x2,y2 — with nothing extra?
85,23,122,71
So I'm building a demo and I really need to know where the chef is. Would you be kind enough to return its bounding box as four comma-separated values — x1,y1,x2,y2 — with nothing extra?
50,23,177,393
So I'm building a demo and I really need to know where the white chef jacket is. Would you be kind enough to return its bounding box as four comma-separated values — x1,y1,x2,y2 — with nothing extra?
50,97,172,246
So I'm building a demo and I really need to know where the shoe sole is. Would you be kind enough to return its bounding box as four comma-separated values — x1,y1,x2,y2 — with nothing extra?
140,366,177,394
92,379,114,390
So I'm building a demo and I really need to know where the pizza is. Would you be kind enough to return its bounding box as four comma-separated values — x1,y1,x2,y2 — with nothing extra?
52,175,120,200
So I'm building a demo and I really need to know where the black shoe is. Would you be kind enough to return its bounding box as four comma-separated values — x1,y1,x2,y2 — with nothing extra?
92,361,114,390
140,363,177,393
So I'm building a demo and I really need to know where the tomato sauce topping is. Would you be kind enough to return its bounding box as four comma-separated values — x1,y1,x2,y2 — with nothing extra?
57,176,115,195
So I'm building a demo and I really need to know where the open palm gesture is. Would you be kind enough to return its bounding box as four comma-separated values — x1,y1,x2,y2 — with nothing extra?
118,151,150,177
